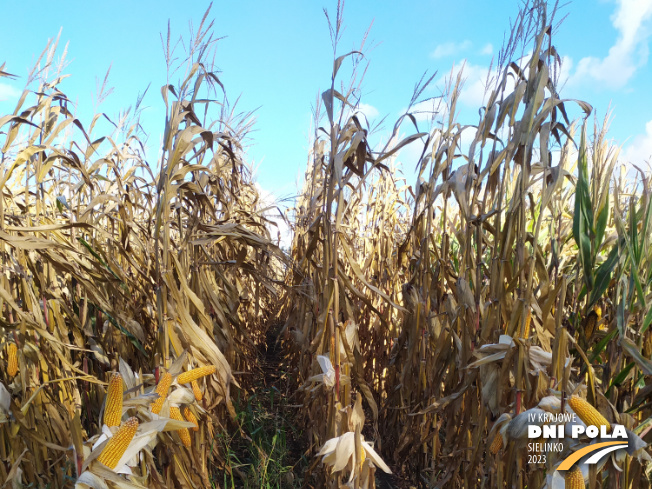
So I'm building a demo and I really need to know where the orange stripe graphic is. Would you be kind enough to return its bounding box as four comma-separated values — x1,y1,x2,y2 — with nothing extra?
557,441,626,471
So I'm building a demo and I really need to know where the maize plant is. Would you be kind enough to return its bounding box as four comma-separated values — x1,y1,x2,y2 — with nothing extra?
0,5,284,487
282,1,652,487
1,1,652,488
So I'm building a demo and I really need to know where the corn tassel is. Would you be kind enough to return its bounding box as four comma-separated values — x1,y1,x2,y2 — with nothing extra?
568,396,611,432
104,372,123,427
183,407,199,431
170,406,192,447
151,372,172,415
177,365,216,384
7,343,18,377
191,380,203,401
97,417,139,469
565,465,585,489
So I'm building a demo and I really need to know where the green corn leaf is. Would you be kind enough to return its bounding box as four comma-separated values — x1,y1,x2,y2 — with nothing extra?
590,328,618,362
573,124,594,290
98,307,146,356
587,243,620,310
630,195,640,265
641,304,652,334
594,200,609,258
620,337,652,375
606,362,635,395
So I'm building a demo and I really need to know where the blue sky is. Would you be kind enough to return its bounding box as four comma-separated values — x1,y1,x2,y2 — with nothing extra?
1,0,651,205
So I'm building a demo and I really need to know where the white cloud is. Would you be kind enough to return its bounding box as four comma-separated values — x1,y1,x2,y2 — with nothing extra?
0,82,20,102
402,62,505,121
338,103,379,126
431,40,472,59
255,183,293,250
623,119,652,167
435,61,510,109
480,43,493,56
357,103,379,120
454,63,494,108
567,0,652,89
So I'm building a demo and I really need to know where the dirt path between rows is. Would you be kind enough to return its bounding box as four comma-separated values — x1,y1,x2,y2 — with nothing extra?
223,322,405,488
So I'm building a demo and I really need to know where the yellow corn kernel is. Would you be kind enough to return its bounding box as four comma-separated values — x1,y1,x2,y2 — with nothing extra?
170,406,192,447
191,380,203,401
183,407,199,432
644,330,652,358
565,465,585,489
104,372,123,427
151,372,172,415
7,343,18,377
568,396,611,432
489,434,503,454
97,417,139,469
594,305,602,321
358,442,366,467
177,365,217,384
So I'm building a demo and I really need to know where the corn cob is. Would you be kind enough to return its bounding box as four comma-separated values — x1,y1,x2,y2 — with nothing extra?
183,406,199,431
594,305,602,321
644,329,652,358
583,311,598,340
170,406,192,447
489,434,503,454
97,417,139,469
7,343,18,377
177,365,216,384
565,465,585,489
151,371,172,415
104,372,123,427
568,396,611,432
191,380,203,401
522,310,532,339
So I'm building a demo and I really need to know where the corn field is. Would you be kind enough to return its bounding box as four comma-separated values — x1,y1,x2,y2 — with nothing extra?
1,1,652,488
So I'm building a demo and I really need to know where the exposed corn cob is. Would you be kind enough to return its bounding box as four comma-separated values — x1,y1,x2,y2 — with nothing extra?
183,406,199,432
489,434,503,454
594,305,602,320
522,310,532,339
177,365,216,384
97,417,139,469
565,465,585,489
7,343,18,377
644,329,652,358
170,406,192,447
568,396,611,432
104,372,123,427
191,380,203,401
583,310,598,340
151,371,172,415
